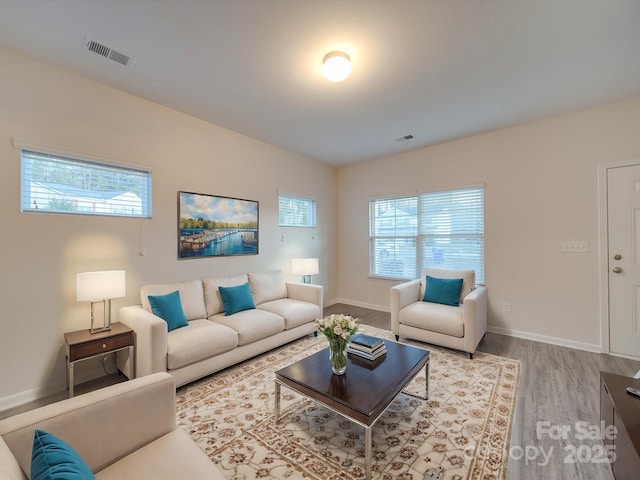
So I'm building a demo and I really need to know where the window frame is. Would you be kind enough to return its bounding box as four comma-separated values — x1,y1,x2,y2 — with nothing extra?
20,147,152,219
369,186,484,283
278,193,317,228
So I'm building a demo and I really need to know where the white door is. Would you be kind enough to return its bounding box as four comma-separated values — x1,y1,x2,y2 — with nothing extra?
608,164,640,359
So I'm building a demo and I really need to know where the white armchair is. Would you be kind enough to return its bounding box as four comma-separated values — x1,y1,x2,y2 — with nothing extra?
390,268,487,358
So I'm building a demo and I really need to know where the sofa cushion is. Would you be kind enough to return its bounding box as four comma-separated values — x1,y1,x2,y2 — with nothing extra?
211,310,284,346
31,429,95,480
141,280,206,321
202,274,248,317
423,276,463,307
258,298,320,330
219,283,256,316
147,291,189,332
248,270,287,305
95,428,225,480
167,320,238,370
400,301,464,338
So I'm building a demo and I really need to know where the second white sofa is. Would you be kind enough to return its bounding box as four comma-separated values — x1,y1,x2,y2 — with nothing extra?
118,270,322,387
0,373,224,479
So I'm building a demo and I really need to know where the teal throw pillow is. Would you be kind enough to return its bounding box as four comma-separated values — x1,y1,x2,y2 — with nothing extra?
219,282,256,316
147,290,189,331
422,276,464,307
31,429,96,480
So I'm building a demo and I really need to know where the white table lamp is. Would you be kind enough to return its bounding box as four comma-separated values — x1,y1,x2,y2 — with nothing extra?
292,258,319,284
77,270,126,334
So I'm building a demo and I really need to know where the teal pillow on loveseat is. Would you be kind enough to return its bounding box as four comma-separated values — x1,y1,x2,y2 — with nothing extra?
31,429,96,480
148,290,189,331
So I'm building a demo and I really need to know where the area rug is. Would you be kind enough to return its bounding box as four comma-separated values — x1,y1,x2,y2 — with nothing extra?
176,325,520,480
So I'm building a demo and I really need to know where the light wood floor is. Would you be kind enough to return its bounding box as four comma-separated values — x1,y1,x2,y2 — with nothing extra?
4,303,639,480
325,303,640,480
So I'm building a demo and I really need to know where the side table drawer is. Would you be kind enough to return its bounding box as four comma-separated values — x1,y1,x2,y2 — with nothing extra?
70,333,133,361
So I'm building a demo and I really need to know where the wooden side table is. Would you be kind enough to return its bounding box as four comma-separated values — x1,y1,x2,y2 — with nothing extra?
600,371,640,480
64,322,135,398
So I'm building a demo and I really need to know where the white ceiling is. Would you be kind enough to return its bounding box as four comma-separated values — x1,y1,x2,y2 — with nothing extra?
1,0,640,166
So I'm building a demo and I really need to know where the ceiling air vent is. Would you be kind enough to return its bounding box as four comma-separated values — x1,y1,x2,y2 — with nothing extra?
84,37,134,67
394,134,415,143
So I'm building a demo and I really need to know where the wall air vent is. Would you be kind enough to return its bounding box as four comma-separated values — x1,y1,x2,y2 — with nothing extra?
394,134,415,143
84,37,134,67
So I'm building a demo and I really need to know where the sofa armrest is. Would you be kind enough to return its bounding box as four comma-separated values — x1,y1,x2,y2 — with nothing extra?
0,373,176,476
285,282,324,316
0,437,23,480
390,279,421,334
462,286,488,353
118,305,168,378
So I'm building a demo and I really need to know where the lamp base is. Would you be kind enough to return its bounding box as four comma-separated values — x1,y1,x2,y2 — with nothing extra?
90,299,112,334
90,325,112,334
303,275,311,284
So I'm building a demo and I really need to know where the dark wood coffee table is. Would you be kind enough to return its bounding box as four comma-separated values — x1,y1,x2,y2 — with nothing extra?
274,339,430,479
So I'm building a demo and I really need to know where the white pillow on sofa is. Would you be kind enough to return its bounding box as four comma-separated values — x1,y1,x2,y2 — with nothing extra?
141,280,206,321
248,271,287,305
202,274,249,316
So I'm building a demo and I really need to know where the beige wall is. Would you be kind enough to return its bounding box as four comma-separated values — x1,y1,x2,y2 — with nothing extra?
3,43,640,409
337,96,640,350
0,48,337,408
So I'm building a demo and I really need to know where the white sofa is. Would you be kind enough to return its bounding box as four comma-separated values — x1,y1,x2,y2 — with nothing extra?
391,268,487,358
117,270,323,387
0,373,224,479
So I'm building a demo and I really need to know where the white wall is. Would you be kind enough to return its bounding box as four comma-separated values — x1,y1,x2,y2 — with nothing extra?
0,48,337,408
336,96,640,351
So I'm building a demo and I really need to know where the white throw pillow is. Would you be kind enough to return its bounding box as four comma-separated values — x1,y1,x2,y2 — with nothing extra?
248,271,287,305
140,279,206,321
202,274,249,316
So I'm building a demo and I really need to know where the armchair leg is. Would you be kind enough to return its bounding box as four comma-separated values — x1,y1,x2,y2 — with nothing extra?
468,352,473,360
395,335,399,341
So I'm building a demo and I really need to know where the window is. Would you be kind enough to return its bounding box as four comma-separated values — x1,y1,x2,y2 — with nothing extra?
369,186,484,283
279,194,316,227
20,150,151,218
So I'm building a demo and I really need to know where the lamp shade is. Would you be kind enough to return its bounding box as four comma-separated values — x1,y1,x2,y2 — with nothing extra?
77,270,126,301
292,258,319,276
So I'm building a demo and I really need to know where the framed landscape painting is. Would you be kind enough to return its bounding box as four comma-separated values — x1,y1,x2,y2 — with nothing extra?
178,191,259,259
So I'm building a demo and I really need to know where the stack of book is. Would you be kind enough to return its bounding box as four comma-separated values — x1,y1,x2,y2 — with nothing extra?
348,334,386,361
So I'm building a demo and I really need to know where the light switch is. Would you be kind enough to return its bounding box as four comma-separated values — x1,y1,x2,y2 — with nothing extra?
561,241,589,253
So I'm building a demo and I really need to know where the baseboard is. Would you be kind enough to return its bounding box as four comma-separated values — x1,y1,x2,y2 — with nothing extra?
0,382,61,413
328,299,604,354
0,359,115,413
486,325,602,353
329,298,390,313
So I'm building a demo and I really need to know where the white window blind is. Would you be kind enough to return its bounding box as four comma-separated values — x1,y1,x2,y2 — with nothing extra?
369,187,484,283
369,196,418,278
279,194,316,227
20,150,151,218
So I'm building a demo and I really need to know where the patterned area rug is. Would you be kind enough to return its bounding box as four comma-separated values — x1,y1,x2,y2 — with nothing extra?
176,325,520,480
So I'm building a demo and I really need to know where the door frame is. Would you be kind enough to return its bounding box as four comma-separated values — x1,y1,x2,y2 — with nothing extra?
597,158,640,357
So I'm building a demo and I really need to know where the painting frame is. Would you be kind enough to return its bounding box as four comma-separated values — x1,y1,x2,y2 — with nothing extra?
178,191,259,259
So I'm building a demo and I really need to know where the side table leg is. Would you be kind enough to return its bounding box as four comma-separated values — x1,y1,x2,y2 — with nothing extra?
129,345,136,379
68,361,74,398
274,382,281,424
365,425,372,479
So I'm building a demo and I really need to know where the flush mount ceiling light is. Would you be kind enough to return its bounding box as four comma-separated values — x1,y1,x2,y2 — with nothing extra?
322,51,351,82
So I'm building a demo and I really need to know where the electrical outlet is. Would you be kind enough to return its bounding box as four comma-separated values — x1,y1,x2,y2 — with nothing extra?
502,302,511,313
